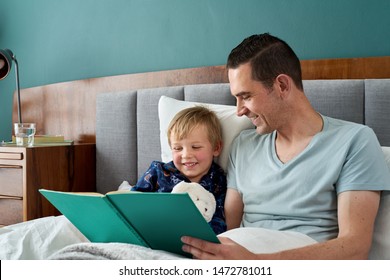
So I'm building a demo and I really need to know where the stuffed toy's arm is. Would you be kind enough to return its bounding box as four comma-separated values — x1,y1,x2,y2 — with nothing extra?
172,181,216,222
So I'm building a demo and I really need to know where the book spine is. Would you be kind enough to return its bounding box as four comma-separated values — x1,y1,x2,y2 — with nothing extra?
105,197,150,248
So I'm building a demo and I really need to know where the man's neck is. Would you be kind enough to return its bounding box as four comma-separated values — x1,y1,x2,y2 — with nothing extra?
274,109,323,163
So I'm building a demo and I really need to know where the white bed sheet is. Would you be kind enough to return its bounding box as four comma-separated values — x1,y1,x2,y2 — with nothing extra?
0,215,317,260
0,216,88,259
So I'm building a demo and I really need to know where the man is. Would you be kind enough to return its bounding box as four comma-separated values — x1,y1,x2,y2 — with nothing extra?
181,33,390,259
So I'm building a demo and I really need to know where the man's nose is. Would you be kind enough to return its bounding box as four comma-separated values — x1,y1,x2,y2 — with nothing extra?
236,99,247,117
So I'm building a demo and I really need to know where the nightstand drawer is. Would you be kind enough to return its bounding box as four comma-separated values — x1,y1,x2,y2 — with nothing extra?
0,143,96,224
0,166,23,197
0,152,23,160
0,197,23,225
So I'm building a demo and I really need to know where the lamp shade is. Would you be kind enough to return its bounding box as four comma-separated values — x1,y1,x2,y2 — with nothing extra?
0,49,13,80
0,48,22,123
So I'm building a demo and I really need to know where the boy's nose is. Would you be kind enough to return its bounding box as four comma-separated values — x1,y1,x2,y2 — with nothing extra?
181,148,192,158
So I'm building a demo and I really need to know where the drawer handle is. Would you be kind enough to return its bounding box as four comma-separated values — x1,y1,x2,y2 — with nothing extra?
0,165,22,169
0,195,22,200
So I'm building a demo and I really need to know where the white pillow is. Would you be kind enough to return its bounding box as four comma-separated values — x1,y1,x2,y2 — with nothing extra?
381,146,390,168
369,146,390,259
219,227,317,254
158,96,254,171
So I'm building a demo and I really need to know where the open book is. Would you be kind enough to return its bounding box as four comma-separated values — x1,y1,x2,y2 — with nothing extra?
39,189,219,257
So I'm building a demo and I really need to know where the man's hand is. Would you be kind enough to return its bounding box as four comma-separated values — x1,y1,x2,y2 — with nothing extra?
181,236,256,260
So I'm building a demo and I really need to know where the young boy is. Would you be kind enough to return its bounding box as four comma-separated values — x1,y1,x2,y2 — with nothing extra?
131,106,227,234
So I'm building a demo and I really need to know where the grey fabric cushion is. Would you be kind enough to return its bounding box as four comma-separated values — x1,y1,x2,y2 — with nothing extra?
303,80,364,124
136,86,184,178
184,83,235,105
96,91,137,194
365,79,390,146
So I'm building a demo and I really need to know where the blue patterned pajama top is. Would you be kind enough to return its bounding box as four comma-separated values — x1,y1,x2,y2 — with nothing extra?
131,160,227,234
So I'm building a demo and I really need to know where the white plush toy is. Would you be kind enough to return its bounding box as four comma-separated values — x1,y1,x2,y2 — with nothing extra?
172,181,216,222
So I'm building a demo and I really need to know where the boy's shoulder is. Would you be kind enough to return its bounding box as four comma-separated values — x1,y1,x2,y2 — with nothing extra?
210,161,226,174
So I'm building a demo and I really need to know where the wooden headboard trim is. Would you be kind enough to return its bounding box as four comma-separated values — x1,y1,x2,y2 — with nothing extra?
300,56,390,79
13,56,390,143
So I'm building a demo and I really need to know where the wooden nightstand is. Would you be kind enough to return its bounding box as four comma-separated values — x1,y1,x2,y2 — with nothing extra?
0,143,96,226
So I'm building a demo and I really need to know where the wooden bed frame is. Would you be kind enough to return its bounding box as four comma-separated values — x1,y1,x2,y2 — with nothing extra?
13,56,390,143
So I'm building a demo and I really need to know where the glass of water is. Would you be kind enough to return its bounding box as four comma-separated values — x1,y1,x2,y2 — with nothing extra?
14,123,36,146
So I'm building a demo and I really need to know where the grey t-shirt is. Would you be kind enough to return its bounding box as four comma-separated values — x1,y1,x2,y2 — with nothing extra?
227,115,390,242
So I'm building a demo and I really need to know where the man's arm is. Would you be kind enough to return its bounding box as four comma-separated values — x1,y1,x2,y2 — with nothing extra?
224,188,244,230
181,190,380,259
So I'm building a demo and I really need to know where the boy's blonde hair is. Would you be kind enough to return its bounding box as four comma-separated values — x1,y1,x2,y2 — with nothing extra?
167,106,223,149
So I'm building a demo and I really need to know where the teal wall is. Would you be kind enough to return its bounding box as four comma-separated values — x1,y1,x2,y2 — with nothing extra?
1,0,389,141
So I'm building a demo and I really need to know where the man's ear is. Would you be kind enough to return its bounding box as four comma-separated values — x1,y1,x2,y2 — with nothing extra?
275,74,291,98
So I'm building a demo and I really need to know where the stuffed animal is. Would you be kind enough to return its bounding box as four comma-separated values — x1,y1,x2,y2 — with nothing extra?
172,181,216,222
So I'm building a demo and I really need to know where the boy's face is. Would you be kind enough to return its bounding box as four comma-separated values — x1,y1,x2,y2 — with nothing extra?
170,124,221,183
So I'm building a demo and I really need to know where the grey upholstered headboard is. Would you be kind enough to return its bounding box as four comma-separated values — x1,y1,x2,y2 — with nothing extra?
96,79,390,194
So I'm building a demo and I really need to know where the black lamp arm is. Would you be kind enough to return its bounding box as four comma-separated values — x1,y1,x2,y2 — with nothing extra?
12,55,22,123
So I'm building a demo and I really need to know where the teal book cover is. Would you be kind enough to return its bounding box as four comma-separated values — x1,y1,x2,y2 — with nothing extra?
39,189,219,257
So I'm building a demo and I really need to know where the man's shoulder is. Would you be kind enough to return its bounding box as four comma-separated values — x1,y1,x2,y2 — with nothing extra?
322,115,379,149
323,116,371,135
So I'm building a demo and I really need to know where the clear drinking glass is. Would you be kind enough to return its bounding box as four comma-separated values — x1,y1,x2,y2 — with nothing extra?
14,123,36,146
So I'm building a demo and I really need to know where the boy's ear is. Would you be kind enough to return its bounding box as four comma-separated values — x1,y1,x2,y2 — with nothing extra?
213,141,223,157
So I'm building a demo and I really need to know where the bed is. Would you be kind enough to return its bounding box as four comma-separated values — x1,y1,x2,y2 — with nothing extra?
1,56,390,260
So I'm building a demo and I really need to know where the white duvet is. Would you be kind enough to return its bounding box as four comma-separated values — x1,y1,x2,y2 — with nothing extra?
0,215,316,260
0,216,88,259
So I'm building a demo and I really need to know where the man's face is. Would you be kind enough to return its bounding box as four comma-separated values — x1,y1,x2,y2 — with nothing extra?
228,62,279,135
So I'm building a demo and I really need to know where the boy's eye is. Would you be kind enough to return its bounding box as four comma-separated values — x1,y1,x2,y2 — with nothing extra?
192,146,202,150
172,147,182,151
